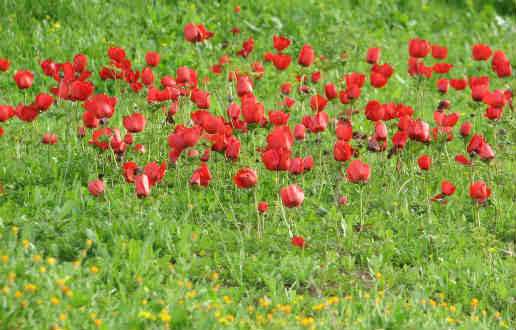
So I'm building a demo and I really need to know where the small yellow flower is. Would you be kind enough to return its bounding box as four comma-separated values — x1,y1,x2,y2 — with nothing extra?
15,290,23,298
189,3,195,9
450,305,456,313
1,255,8,263
53,23,61,28
2,285,10,293
187,290,196,297
50,297,60,305
40,266,47,273
223,295,232,304
429,299,436,307
185,281,193,289
494,311,500,319
47,257,56,265
375,272,382,279
470,298,479,308
90,266,99,274
212,272,219,280
86,239,93,247
364,293,370,300
12,226,19,233
93,319,102,327
421,299,426,306
136,276,142,284
24,284,37,292
34,254,41,262
59,314,67,321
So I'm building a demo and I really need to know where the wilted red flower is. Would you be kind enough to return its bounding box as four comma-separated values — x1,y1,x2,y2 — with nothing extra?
291,236,305,248
13,70,34,89
258,201,268,213
431,44,448,59
460,122,472,137
35,93,54,111
123,113,147,133
366,47,381,64
334,140,352,162
472,44,492,61
88,179,105,196
310,95,328,112
273,35,291,51
281,184,305,208
42,133,58,145
234,168,258,188
455,154,473,166
470,181,491,201
409,38,431,58
347,159,371,183
0,58,10,72
145,52,161,67
190,162,211,186
136,174,150,198
298,44,315,67
417,154,432,170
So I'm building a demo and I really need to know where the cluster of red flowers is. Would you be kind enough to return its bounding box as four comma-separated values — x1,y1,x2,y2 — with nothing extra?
1,10,512,249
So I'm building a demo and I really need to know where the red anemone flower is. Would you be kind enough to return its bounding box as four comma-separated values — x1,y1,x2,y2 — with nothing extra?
347,159,371,183
281,184,305,208
233,168,258,188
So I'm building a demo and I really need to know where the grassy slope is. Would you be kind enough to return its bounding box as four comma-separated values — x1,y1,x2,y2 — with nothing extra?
0,0,515,329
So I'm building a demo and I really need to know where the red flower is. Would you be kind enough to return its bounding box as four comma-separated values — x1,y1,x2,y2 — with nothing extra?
417,155,432,170
177,66,198,87
264,52,274,62
241,97,265,123
122,162,139,183
431,45,448,59
35,93,54,111
108,46,126,62
336,121,352,141
371,63,394,79
472,44,492,61
184,23,213,43
42,133,58,145
273,35,291,51
13,70,34,89
262,148,291,171
289,157,304,175
82,110,99,128
73,53,88,72
291,236,305,248
225,139,241,161
145,52,161,67
303,156,314,171
294,124,306,140
483,90,506,108
237,38,254,57
234,168,258,188
484,107,502,120
284,97,296,109
302,111,329,133
471,84,488,102
324,83,337,100
136,174,150,198
190,89,211,109
15,104,40,122
0,58,10,72
370,72,387,88
70,81,94,101
281,184,305,208
123,113,147,133
408,119,431,143
266,126,294,151
338,195,348,205
0,105,15,122
144,162,166,186
433,63,454,74
436,78,449,94
455,154,473,166
231,27,241,34
392,131,408,149
345,72,366,88
334,140,352,162
268,110,290,126
298,44,315,67
311,71,321,83
460,122,472,137
236,75,253,97
258,201,268,213
366,47,381,64
365,100,385,122
227,104,241,121
450,77,467,90
467,134,494,160
281,82,292,95
190,162,211,186
494,59,512,77
88,179,105,196
409,38,431,58
441,181,456,196
310,95,328,112
346,159,371,183
469,181,491,201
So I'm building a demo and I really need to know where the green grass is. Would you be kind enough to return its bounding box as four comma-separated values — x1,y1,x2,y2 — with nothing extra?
1,0,515,329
